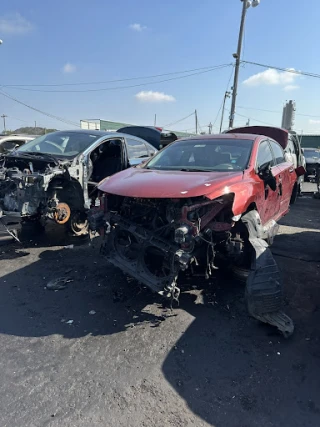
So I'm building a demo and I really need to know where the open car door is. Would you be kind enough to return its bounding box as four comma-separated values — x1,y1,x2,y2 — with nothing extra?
226,126,289,150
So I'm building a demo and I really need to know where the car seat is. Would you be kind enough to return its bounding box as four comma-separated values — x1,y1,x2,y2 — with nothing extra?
91,142,122,183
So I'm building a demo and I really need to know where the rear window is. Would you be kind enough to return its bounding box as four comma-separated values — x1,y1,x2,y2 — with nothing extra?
145,138,253,172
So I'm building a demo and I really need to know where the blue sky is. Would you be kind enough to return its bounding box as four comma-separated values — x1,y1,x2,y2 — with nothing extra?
1,0,320,133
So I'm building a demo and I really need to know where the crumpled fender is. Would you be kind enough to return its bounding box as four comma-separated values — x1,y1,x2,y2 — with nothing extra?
241,211,294,338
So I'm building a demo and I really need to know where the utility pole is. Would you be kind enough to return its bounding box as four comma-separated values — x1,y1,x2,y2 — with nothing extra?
220,91,231,133
154,114,156,127
34,121,37,131
246,118,250,126
229,0,260,129
208,122,213,134
195,109,198,134
1,114,7,134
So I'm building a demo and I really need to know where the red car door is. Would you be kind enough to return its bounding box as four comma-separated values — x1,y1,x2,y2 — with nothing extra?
255,140,281,225
269,139,294,217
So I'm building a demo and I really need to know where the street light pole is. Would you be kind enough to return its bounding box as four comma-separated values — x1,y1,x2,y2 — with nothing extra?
220,91,231,133
229,0,260,129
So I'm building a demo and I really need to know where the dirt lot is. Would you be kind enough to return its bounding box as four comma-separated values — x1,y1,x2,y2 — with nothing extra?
0,192,319,427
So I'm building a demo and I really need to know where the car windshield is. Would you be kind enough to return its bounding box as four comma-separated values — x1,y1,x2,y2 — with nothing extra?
16,131,102,158
145,138,254,171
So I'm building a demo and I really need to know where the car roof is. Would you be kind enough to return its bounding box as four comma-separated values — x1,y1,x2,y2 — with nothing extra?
178,133,258,142
43,129,146,139
39,129,154,147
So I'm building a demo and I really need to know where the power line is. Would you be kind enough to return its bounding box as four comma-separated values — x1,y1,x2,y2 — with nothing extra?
6,115,29,123
0,90,80,128
163,112,195,129
212,64,235,129
4,64,233,93
3,64,232,88
242,60,320,80
238,105,320,120
230,110,275,127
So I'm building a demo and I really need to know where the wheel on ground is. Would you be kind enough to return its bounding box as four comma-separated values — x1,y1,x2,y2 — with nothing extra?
68,212,88,236
21,217,45,232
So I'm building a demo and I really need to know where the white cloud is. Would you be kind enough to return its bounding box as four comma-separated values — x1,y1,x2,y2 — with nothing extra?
135,91,176,103
0,13,33,35
243,68,298,87
309,119,320,124
129,23,147,32
283,84,299,91
63,63,76,73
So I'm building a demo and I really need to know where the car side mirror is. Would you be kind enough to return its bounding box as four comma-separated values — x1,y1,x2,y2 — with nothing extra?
258,164,277,191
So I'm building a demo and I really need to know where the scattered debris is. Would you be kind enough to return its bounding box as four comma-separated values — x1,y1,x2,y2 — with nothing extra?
66,320,74,325
46,277,73,291
89,310,96,315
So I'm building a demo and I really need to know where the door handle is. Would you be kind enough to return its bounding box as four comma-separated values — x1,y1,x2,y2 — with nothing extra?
289,167,294,173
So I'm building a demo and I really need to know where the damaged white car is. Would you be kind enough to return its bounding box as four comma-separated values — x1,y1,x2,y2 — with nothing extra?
0,130,157,235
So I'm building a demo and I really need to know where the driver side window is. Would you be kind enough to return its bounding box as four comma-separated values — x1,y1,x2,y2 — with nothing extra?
257,141,274,170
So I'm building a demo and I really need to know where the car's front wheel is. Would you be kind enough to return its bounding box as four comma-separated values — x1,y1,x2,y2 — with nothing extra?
68,211,89,236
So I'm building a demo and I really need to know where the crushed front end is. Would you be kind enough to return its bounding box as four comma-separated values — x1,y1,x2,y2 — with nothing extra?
90,193,294,337
91,193,246,301
0,154,69,223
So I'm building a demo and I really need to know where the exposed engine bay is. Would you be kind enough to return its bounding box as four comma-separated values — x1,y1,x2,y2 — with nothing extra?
0,153,85,228
89,195,294,337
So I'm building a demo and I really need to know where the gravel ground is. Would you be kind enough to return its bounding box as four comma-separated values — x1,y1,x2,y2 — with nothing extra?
0,192,319,427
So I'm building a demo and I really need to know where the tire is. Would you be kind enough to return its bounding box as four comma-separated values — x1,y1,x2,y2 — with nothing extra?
68,211,89,236
21,217,45,232
231,265,250,283
290,183,298,205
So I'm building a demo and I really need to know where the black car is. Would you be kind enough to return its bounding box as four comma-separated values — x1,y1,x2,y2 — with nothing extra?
303,148,320,179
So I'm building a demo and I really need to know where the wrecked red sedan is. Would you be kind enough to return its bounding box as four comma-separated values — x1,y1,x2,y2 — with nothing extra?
90,133,305,336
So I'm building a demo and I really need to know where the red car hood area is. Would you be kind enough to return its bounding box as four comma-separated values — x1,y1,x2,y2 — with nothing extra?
98,167,244,199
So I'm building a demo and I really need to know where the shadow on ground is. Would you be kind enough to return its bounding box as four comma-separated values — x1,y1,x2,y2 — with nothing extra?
161,225,320,427
0,199,319,426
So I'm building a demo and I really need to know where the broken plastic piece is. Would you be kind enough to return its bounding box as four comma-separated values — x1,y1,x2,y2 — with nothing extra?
242,211,294,338
46,277,72,291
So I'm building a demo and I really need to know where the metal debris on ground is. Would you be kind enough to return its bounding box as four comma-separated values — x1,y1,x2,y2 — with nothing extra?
0,218,21,243
46,277,73,291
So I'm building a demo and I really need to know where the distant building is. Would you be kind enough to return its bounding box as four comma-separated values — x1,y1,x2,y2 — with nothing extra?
297,134,320,148
281,100,296,131
80,119,195,138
